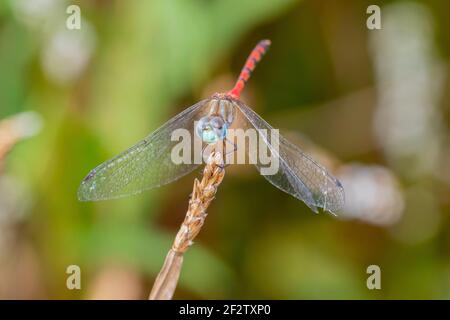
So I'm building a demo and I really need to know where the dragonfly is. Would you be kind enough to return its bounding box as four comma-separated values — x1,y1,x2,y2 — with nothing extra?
78,40,344,214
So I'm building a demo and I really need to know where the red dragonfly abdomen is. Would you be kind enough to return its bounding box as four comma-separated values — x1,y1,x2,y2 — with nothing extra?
227,40,271,99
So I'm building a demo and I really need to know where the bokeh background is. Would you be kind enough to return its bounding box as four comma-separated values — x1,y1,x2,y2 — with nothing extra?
1,0,449,299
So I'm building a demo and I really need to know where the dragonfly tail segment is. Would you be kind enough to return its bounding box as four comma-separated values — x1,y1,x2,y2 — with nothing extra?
227,39,271,100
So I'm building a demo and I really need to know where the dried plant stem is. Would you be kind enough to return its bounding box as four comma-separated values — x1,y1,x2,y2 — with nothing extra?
149,152,225,300
0,112,42,169
0,120,20,169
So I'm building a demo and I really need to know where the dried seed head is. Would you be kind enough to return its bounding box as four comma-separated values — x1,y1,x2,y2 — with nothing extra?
171,152,225,254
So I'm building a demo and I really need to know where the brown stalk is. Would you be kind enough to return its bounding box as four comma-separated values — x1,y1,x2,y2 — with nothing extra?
0,118,21,170
149,151,225,300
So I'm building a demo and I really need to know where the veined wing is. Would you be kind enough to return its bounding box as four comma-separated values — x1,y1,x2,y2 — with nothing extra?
78,100,210,201
234,101,345,214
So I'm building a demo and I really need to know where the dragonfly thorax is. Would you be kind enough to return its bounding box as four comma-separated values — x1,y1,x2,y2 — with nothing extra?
195,98,235,144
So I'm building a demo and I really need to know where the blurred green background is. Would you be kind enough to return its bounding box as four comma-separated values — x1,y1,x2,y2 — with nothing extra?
0,0,449,299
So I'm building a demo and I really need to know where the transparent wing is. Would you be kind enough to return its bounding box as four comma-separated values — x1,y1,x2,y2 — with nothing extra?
78,100,210,201
234,101,345,214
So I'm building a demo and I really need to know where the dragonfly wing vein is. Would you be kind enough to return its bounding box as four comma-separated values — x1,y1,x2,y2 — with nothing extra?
234,101,344,214
78,100,210,201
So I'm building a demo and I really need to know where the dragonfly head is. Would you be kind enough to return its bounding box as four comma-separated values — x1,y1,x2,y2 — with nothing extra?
195,116,228,144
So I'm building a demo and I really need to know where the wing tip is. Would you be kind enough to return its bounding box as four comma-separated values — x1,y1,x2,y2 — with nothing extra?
77,184,91,202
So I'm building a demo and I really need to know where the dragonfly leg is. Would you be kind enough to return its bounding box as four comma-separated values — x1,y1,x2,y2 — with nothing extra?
225,137,238,153
218,138,237,169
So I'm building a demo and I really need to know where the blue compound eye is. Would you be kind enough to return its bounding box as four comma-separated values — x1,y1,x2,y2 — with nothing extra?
209,117,228,139
202,127,219,144
195,116,227,144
